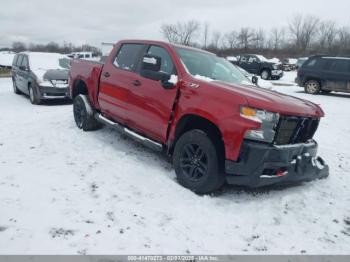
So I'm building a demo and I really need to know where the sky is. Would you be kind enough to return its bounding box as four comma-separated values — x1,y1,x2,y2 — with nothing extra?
0,0,349,49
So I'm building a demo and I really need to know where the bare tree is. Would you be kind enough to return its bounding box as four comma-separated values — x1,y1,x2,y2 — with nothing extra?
12,41,101,55
223,30,237,49
210,31,221,50
269,27,286,50
237,28,254,50
46,42,60,53
337,26,350,52
203,22,210,49
252,28,265,49
161,20,200,46
12,42,26,52
289,14,320,52
318,20,337,51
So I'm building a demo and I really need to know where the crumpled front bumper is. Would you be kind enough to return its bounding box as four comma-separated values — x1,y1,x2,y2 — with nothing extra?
225,140,329,187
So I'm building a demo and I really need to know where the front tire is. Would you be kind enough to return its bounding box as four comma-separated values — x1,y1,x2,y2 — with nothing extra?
73,95,102,131
260,69,271,80
304,80,320,94
173,129,225,194
29,85,41,105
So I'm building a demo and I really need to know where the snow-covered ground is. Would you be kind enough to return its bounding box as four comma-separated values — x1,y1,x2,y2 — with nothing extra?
0,51,16,67
0,74,349,255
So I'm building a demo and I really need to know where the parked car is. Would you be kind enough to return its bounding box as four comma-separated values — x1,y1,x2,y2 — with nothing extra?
12,52,70,104
296,55,350,94
69,40,328,193
296,57,308,69
68,52,100,61
232,54,283,80
235,65,272,89
282,58,297,71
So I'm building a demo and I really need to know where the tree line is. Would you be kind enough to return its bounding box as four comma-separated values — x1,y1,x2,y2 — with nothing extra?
161,14,350,58
0,41,102,56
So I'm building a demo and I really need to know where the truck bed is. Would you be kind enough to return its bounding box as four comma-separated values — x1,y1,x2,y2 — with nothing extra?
68,59,104,105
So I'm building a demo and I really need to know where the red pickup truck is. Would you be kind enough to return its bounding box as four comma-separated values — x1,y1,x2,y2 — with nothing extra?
69,40,329,193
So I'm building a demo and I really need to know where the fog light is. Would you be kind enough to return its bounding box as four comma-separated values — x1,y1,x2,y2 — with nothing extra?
276,169,288,177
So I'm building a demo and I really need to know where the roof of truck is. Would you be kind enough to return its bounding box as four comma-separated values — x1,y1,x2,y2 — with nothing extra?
117,39,215,55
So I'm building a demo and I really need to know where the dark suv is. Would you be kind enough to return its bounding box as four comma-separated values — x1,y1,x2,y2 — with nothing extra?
232,54,283,80
12,52,70,104
296,55,350,94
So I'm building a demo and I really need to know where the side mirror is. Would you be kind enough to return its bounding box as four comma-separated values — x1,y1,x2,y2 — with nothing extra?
140,54,174,89
19,65,28,71
252,75,259,85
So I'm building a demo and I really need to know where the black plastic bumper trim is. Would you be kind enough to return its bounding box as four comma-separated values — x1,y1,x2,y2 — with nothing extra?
225,140,329,187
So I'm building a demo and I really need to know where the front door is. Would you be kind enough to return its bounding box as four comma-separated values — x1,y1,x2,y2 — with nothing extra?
244,55,260,75
18,55,30,94
13,55,24,92
125,45,179,143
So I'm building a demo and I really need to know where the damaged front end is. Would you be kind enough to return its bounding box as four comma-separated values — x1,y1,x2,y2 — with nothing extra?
225,113,329,187
225,140,329,187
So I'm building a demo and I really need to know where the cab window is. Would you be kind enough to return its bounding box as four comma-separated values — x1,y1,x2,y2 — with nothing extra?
240,55,248,62
21,56,29,68
147,45,175,75
12,55,19,67
248,56,258,63
114,44,145,71
16,55,23,67
329,59,350,73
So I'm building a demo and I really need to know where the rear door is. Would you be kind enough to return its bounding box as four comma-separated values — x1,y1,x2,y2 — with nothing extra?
98,43,146,124
322,58,350,92
125,44,179,143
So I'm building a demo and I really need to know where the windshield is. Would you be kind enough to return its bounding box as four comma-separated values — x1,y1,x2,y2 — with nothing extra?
58,58,70,69
176,47,251,85
256,55,269,62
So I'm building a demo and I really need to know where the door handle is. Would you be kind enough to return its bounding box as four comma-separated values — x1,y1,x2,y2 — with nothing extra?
132,80,141,86
103,72,110,78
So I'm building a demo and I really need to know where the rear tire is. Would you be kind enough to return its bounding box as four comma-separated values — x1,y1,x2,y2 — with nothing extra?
73,95,102,131
304,80,321,94
29,85,41,105
173,129,225,194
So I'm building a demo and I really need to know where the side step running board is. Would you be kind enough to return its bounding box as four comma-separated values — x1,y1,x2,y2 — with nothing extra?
95,113,163,152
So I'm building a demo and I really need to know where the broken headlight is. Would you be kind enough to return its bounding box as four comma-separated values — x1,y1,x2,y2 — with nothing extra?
240,106,279,143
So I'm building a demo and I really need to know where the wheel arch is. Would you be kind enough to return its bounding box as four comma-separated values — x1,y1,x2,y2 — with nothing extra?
72,79,88,99
259,67,271,74
304,77,322,87
169,114,225,170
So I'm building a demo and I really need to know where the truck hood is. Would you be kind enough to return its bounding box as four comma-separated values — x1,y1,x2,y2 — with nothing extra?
211,81,324,118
